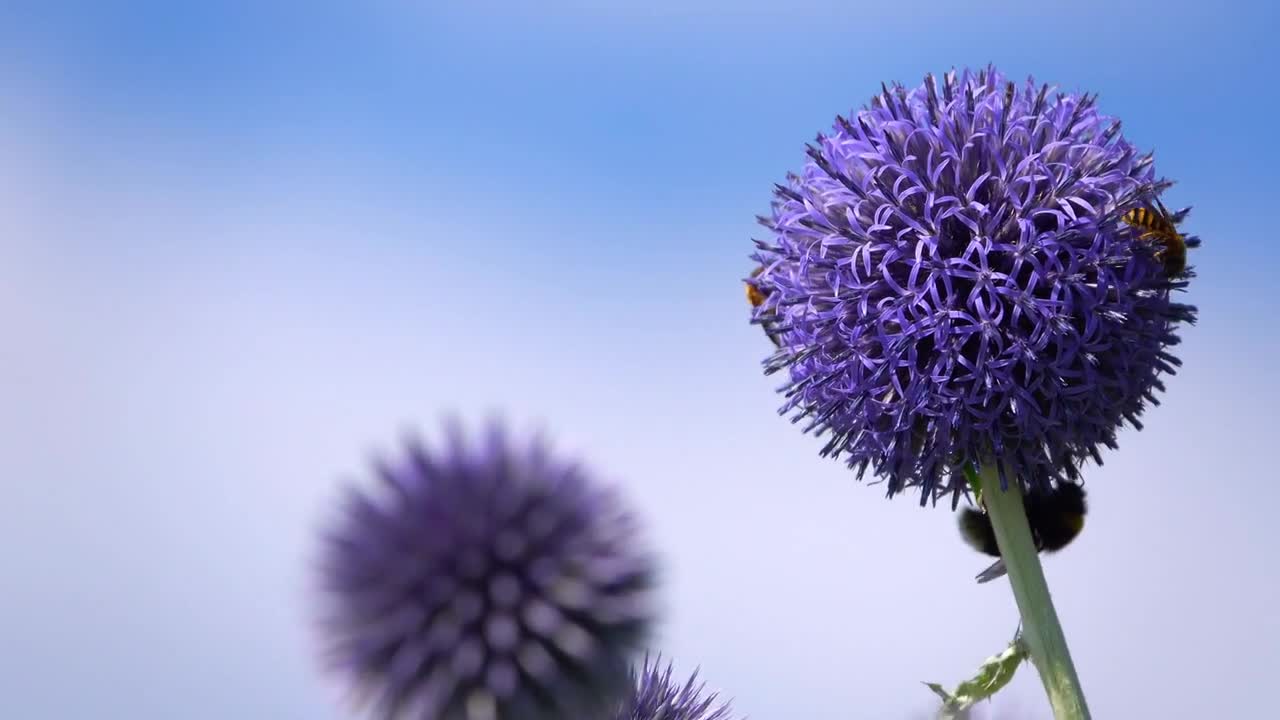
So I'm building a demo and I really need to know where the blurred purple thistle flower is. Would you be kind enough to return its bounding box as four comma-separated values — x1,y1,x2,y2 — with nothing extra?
749,66,1198,503
316,421,656,720
613,655,736,720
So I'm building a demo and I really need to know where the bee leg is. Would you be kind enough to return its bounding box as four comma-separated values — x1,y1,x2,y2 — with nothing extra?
975,558,1008,584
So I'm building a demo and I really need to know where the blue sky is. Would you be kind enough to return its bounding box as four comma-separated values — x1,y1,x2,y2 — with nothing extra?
3,2,1278,718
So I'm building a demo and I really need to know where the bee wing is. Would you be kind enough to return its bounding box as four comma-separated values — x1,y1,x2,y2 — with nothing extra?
757,305,784,348
1154,196,1171,218
975,559,1008,584
764,326,783,348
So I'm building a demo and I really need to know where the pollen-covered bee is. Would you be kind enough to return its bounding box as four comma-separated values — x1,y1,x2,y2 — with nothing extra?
745,265,783,348
1123,198,1187,276
959,482,1087,584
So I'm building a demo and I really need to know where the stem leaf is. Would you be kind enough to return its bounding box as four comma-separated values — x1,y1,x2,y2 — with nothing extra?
924,632,1029,718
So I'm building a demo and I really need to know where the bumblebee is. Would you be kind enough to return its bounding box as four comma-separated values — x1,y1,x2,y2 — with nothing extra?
1122,199,1187,276
745,265,783,348
959,482,1087,584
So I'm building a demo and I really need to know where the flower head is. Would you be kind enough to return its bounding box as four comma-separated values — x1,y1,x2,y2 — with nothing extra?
316,421,655,719
749,67,1198,502
613,655,736,720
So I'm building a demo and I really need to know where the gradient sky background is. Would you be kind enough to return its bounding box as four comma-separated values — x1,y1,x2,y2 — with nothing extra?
3,1,1278,718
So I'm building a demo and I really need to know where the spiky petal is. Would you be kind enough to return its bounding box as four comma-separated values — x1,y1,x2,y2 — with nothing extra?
613,655,736,720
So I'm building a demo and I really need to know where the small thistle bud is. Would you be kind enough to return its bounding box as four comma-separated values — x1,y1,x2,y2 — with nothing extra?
315,421,655,719
613,655,737,720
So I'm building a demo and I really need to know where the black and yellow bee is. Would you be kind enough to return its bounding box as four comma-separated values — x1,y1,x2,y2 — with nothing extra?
1123,199,1187,276
959,482,1087,584
745,265,783,348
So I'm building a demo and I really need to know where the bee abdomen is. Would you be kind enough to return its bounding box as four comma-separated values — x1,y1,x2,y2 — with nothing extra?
958,507,1000,557
1123,205,1187,275
1123,206,1176,236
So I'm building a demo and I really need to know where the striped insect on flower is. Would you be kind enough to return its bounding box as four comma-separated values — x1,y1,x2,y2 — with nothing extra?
744,265,783,348
1122,198,1189,276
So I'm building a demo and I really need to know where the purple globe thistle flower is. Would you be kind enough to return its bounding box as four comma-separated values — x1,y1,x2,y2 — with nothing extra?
612,655,736,720
315,422,656,719
748,66,1198,503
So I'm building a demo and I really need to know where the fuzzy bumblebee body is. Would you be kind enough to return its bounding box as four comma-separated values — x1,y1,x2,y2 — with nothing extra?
745,266,783,348
1123,200,1187,276
959,483,1087,584
746,268,769,309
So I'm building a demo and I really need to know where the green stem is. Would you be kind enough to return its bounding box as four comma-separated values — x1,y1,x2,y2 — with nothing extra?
968,463,1091,720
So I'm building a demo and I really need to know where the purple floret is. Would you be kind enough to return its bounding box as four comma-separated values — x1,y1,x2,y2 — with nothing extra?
316,421,655,719
749,67,1197,503
613,655,736,720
